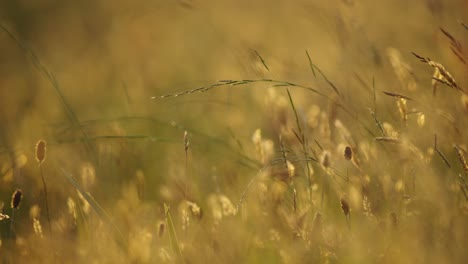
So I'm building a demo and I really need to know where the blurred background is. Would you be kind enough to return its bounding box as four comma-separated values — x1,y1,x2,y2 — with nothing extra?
0,0,467,263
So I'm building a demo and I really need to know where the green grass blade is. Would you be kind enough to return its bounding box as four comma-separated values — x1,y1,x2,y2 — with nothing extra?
164,204,183,262
60,168,127,247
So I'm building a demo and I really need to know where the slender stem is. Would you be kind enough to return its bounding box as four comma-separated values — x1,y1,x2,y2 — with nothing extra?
40,165,52,235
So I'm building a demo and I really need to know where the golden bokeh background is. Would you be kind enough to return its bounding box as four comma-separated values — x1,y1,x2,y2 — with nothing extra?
0,0,467,263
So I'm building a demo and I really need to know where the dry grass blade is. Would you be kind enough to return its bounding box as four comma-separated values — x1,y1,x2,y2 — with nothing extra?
305,50,317,78
375,137,400,143
462,21,468,30
382,91,413,101
155,79,329,99
440,27,466,65
0,24,97,162
433,134,451,168
286,89,314,200
254,50,270,72
60,168,127,247
369,109,386,136
311,64,341,96
458,174,468,201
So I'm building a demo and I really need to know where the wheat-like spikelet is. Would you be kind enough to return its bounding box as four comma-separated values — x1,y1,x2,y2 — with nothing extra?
397,98,408,124
412,52,463,92
454,146,468,174
33,218,44,238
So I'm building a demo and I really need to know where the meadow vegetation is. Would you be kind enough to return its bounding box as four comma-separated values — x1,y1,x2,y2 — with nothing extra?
0,0,467,263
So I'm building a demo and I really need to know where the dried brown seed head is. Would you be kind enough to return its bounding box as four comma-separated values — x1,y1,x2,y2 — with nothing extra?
11,189,23,209
157,221,165,238
340,196,350,216
35,140,47,165
344,146,353,161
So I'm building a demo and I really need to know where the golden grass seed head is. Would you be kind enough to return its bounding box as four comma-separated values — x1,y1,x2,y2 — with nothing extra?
0,213,10,221
307,105,321,129
184,130,189,151
218,194,237,217
397,98,407,123
67,197,77,223
11,188,23,209
29,204,41,219
32,218,44,238
186,201,203,220
14,153,28,168
35,139,47,165
80,163,96,190
417,113,425,127
286,160,295,178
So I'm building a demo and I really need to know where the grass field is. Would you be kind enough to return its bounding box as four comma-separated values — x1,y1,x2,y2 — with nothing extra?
0,1,467,263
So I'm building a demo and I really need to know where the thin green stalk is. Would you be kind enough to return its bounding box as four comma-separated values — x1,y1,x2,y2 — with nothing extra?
164,204,183,262
60,168,127,248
